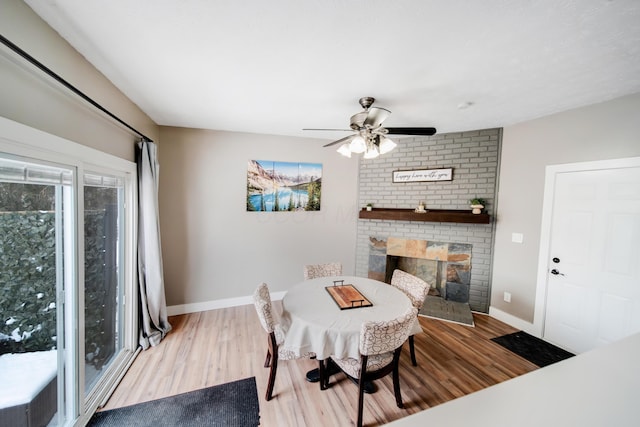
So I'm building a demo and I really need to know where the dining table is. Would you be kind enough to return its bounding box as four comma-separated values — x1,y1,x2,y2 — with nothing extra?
279,275,423,389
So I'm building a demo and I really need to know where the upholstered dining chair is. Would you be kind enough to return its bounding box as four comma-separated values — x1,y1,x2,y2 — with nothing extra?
252,283,315,401
390,269,431,366
324,306,418,427
303,262,343,280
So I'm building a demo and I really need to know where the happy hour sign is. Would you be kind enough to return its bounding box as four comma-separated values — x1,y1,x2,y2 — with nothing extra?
392,168,453,183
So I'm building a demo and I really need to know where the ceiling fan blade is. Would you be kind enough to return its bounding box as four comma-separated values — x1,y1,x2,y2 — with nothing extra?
363,107,391,128
350,111,368,129
323,134,355,148
385,127,437,136
303,128,352,132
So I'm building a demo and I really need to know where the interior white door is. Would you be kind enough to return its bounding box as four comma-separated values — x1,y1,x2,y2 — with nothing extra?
543,163,640,354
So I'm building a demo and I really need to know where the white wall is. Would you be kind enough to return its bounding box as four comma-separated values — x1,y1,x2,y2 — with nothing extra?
158,126,359,308
0,0,158,160
491,93,640,323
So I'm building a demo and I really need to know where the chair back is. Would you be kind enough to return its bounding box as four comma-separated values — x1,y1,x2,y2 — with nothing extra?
390,269,430,309
253,283,276,333
303,262,343,280
359,307,418,356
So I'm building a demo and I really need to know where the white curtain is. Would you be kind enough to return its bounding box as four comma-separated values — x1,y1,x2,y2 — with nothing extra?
136,140,171,349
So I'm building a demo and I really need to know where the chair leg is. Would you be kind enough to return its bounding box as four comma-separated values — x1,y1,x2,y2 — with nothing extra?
409,335,417,366
264,349,272,368
265,353,278,401
392,364,404,408
357,378,366,427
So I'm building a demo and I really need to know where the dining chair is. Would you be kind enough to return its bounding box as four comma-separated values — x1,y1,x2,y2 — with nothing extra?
324,306,418,427
303,262,342,280
252,282,315,401
390,269,431,366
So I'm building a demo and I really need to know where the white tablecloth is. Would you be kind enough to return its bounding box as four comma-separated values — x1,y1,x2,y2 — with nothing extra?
280,275,423,360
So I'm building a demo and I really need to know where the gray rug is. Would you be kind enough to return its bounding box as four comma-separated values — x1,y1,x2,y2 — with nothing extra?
87,377,260,427
419,295,475,326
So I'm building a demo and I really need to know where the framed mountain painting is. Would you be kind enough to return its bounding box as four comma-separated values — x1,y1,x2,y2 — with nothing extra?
247,160,322,212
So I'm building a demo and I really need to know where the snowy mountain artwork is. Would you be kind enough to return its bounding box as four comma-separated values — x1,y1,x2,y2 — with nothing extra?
247,160,322,212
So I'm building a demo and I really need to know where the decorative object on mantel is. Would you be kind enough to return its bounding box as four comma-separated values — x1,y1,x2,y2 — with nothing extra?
366,203,373,211
303,97,436,159
359,207,490,224
469,198,486,214
414,201,427,213
393,168,453,183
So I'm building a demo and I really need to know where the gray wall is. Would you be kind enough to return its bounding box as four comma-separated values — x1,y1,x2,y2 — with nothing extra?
492,93,640,323
158,126,359,306
356,129,501,312
0,0,158,160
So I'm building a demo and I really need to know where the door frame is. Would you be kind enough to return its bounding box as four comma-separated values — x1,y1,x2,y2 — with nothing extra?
532,156,640,340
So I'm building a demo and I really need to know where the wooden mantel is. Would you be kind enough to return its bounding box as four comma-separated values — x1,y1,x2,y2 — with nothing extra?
358,208,490,224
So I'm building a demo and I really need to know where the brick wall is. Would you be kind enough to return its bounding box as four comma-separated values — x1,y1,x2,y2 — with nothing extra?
355,128,501,312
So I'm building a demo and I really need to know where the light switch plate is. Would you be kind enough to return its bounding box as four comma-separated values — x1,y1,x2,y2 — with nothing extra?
504,292,512,303
511,232,524,243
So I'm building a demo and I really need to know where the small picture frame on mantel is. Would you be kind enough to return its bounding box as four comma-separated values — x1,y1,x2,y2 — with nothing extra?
392,168,453,183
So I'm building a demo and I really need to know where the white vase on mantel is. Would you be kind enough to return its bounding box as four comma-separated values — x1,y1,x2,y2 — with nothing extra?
470,204,484,214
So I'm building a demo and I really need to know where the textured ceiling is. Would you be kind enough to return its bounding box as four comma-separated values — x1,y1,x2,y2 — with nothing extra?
25,0,640,143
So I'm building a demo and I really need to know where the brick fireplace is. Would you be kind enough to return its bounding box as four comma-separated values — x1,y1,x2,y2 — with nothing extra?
354,128,501,313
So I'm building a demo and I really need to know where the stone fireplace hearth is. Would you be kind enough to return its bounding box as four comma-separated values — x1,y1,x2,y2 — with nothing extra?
368,236,472,303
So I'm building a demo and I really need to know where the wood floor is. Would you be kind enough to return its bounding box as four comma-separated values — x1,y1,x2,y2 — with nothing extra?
101,304,538,426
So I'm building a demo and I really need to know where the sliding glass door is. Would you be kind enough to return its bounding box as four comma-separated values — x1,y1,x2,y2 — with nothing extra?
1,117,138,427
0,157,74,426
83,173,125,399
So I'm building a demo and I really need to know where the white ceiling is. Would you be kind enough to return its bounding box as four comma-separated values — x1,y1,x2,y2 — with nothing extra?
25,0,640,143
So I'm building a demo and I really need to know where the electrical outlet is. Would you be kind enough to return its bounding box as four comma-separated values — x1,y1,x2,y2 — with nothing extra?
503,291,512,303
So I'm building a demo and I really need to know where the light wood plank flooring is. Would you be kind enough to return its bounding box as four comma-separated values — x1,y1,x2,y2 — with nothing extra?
101,304,538,426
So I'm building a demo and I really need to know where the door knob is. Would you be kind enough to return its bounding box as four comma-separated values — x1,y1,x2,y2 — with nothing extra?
550,269,565,276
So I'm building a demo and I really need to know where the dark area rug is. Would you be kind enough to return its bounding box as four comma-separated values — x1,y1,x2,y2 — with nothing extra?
491,331,575,367
87,377,260,427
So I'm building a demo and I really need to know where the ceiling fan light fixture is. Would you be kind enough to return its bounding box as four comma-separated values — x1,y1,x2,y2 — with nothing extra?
349,135,366,153
363,145,380,159
378,136,397,154
337,143,352,157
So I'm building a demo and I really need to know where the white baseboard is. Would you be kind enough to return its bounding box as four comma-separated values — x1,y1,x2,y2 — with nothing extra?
167,291,287,316
488,306,539,337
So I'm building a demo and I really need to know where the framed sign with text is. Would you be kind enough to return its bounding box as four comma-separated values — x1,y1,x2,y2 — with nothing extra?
392,168,453,183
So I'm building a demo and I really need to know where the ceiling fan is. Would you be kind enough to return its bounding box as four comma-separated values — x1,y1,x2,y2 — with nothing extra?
304,97,436,158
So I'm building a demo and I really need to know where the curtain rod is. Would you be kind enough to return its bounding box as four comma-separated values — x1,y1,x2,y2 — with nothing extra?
0,33,154,143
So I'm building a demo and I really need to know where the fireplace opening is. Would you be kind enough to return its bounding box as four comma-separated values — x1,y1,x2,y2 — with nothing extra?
369,236,472,304
384,255,444,297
